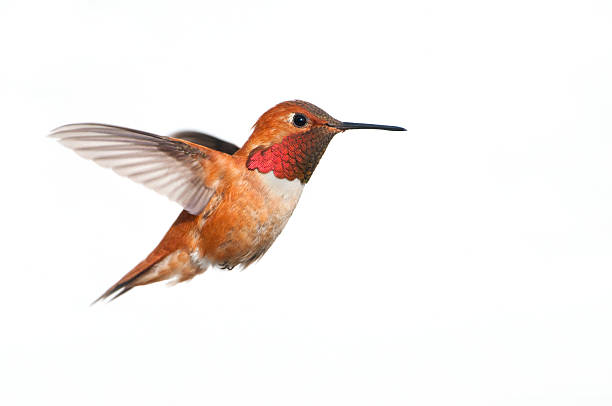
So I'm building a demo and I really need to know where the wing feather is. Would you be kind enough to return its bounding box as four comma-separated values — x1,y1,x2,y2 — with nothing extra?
50,123,216,215
170,130,240,155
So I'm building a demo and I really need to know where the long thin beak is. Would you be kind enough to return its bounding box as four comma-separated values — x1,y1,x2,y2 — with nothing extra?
329,121,406,131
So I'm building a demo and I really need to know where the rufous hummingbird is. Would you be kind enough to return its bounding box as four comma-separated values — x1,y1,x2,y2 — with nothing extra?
51,100,406,302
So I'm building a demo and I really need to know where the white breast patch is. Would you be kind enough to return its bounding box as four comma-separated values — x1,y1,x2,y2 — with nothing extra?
259,171,304,202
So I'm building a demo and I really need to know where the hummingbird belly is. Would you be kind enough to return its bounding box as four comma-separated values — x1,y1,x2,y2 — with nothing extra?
196,171,304,270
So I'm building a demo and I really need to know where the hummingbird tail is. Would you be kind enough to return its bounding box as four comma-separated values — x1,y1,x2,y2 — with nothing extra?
93,248,209,304
92,250,167,304
92,211,206,304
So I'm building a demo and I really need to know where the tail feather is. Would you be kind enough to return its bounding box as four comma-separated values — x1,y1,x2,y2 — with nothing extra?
92,250,168,304
92,210,201,304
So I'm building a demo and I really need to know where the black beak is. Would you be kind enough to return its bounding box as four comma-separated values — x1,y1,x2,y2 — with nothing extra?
329,121,406,131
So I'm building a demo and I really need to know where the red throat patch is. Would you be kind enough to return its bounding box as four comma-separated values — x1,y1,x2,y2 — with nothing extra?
246,127,336,183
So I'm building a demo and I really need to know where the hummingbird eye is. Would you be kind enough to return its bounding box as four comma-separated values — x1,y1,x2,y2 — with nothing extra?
292,113,308,128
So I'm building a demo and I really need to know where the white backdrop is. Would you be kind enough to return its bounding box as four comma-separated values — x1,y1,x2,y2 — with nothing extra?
1,1,611,405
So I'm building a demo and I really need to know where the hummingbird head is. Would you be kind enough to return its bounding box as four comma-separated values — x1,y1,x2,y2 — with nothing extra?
239,100,405,183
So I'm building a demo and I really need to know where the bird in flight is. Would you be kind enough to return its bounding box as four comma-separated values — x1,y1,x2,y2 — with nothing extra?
51,100,406,302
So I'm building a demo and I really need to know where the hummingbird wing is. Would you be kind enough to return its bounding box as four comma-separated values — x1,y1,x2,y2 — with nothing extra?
169,130,239,155
50,123,219,215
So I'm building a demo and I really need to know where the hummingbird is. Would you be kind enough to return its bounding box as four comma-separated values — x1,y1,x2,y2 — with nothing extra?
51,100,406,302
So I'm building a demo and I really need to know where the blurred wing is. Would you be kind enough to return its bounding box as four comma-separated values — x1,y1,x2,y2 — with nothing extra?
50,123,215,215
170,130,240,155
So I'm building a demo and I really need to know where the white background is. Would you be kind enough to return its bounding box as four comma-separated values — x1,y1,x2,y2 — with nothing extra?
1,0,611,405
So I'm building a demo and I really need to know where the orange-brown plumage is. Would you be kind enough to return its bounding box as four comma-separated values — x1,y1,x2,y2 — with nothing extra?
51,100,405,302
